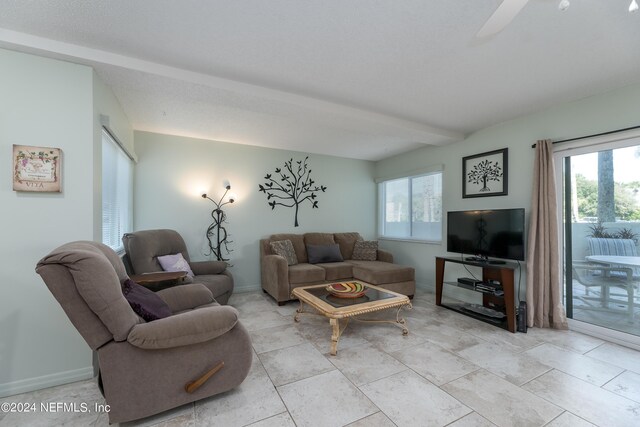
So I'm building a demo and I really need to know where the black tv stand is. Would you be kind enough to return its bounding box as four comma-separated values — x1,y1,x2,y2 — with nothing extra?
436,257,516,333
465,257,506,265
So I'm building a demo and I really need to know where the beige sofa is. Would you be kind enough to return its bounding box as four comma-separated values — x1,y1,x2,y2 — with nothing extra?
260,232,415,305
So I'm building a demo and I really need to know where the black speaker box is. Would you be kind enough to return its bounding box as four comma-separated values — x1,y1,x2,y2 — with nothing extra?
517,301,527,333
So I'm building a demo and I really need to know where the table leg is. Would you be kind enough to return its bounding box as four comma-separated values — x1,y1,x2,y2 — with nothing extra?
330,318,340,356
602,284,610,308
396,305,409,336
294,300,304,322
627,285,635,323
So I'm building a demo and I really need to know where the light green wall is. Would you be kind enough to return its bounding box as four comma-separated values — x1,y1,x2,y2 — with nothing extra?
375,82,640,298
0,49,94,396
0,49,133,397
133,131,377,290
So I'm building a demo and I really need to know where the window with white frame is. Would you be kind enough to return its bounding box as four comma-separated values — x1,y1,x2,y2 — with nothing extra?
378,171,443,242
102,128,133,253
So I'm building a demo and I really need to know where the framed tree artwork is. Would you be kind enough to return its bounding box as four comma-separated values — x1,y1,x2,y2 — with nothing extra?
462,148,507,198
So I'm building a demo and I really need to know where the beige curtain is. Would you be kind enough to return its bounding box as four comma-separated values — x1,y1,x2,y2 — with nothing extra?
526,139,568,329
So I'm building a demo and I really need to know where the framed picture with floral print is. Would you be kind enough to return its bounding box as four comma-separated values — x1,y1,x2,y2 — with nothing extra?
13,145,62,192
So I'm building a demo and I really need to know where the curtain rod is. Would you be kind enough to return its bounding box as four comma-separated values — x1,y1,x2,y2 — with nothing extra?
530,124,640,148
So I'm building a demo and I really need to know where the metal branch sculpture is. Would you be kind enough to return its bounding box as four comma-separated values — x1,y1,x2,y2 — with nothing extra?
202,185,234,262
467,159,503,192
258,156,327,227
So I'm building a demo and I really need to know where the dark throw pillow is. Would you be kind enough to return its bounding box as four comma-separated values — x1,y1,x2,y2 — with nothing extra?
306,244,344,264
122,279,172,322
352,240,378,261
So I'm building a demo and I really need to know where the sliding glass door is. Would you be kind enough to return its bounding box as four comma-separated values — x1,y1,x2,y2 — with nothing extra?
555,134,640,336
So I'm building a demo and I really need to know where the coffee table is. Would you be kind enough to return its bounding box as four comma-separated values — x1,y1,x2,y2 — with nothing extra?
291,282,412,355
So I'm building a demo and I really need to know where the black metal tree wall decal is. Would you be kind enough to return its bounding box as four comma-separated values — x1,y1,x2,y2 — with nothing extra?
258,156,327,227
202,184,234,262
467,159,503,192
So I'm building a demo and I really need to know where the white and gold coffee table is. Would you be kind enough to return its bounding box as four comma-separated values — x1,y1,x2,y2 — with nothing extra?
291,282,412,355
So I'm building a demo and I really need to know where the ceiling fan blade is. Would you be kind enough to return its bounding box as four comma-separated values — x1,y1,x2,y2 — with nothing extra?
476,0,530,38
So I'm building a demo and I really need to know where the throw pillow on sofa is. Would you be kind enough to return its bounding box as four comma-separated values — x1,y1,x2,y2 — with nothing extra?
352,240,378,261
270,240,298,265
157,253,195,278
307,244,344,264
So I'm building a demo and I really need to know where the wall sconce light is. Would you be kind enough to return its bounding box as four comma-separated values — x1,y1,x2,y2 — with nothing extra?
202,183,235,262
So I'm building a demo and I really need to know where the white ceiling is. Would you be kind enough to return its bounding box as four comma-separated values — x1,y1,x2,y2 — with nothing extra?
1,0,639,160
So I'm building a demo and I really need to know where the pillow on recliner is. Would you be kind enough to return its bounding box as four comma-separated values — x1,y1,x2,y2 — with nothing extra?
306,244,344,264
122,279,172,322
157,253,195,279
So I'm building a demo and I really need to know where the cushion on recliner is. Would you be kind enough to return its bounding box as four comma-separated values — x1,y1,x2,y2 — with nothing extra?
190,260,228,275
37,242,142,341
193,273,234,303
123,229,191,274
122,279,172,321
157,253,195,278
156,283,214,313
127,305,239,349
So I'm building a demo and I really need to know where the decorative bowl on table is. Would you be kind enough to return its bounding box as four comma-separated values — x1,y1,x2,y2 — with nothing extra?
325,282,366,298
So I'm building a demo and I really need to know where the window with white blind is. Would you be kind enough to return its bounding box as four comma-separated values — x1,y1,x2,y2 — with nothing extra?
378,171,443,242
102,128,133,253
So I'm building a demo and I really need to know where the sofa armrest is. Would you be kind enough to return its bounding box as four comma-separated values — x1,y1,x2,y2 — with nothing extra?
156,284,214,313
127,306,239,349
190,260,228,275
377,249,393,263
261,254,290,301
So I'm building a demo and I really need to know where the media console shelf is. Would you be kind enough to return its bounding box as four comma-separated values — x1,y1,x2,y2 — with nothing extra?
435,256,516,333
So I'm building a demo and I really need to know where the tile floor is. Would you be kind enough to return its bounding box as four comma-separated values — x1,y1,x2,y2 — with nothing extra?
3,290,640,426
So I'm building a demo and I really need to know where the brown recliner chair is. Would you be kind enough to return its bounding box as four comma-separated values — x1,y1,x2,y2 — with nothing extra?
122,229,234,304
36,241,252,424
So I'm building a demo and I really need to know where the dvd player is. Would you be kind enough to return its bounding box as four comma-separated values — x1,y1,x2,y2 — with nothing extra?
458,277,482,286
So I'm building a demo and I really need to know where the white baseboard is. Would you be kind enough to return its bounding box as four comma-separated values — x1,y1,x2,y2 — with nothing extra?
0,366,94,398
234,284,261,294
416,282,434,292
568,319,640,351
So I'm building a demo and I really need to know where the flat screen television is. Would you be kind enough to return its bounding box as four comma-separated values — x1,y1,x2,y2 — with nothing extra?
447,208,525,261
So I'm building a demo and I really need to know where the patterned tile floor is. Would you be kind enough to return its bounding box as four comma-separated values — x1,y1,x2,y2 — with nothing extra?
3,290,640,426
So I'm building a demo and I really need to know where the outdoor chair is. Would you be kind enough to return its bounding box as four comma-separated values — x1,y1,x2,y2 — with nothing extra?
572,260,639,321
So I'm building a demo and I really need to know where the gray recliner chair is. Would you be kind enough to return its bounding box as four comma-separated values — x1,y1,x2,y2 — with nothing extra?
122,229,234,304
36,241,252,424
